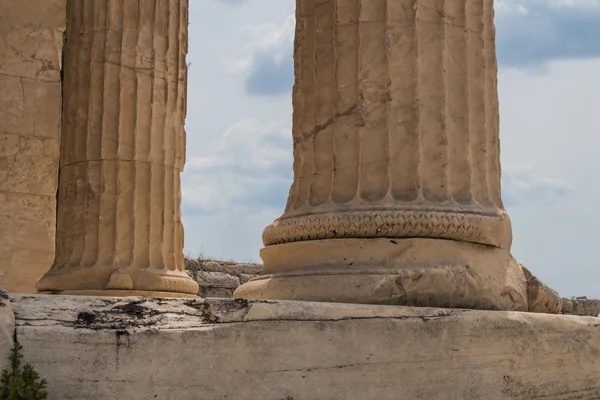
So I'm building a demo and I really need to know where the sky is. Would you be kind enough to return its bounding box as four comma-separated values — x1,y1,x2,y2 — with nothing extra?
183,0,600,298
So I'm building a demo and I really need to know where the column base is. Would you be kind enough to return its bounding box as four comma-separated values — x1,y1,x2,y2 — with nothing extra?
36,268,199,297
37,290,199,299
233,238,528,311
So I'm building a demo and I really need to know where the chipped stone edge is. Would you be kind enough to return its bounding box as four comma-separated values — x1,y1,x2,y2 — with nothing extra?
9,294,600,336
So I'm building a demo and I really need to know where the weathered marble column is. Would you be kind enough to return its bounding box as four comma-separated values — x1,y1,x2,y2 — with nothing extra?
36,0,199,297
235,0,528,310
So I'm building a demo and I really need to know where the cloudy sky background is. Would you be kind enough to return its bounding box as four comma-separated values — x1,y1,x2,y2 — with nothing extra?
183,0,600,298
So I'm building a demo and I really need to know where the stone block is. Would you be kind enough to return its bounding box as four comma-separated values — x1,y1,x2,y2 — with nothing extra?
0,0,66,294
0,0,65,80
199,261,263,275
190,271,240,289
0,76,62,139
0,193,55,293
198,287,234,299
0,290,14,372
10,294,600,400
0,133,60,195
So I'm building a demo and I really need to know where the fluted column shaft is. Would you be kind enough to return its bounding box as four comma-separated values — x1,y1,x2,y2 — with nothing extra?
235,0,527,311
37,0,198,295
264,0,511,250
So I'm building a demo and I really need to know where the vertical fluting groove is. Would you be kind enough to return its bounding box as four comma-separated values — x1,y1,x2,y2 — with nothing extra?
60,1,76,168
162,0,178,272
99,0,123,270
173,0,185,271
329,0,338,204
416,0,450,203
306,0,319,207
66,1,83,269
309,0,335,206
134,0,153,270
445,0,472,204
67,1,88,269
355,0,364,201
358,0,390,202
83,1,109,269
285,0,304,212
128,0,142,270
467,0,490,206
115,0,138,269
480,0,492,207
388,0,419,203
292,0,315,210
464,0,474,206
113,0,125,269
331,0,360,204
149,0,168,270
59,2,79,269
484,0,502,207
383,0,391,201
413,0,422,198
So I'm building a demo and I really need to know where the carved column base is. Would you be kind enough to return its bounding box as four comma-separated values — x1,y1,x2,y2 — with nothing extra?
234,238,528,311
36,268,198,297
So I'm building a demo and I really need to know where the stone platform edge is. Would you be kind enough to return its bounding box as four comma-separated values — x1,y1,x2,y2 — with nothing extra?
2,293,600,400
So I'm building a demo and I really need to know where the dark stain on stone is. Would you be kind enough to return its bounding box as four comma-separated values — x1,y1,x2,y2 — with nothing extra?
111,301,153,318
116,330,130,338
76,311,97,325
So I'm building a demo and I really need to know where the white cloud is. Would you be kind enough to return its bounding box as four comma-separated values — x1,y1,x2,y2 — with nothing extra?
227,15,295,95
182,118,292,214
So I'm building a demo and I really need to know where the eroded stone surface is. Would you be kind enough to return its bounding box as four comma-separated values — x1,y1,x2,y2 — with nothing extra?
563,297,600,317
0,290,14,372
36,0,198,296
8,294,600,400
0,0,66,293
237,238,529,311
236,0,523,310
521,265,563,314
185,259,262,298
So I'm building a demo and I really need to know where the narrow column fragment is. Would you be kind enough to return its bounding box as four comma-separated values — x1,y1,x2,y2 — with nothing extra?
235,0,528,310
36,0,198,296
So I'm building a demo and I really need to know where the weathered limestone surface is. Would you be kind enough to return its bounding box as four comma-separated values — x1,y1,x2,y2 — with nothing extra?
0,0,66,293
235,0,528,310
0,290,14,372
185,259,262,298
8,294,600,400
563,297,600,317
36,0,198,296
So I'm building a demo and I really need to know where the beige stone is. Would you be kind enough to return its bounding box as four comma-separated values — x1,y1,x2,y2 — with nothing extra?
237,238,528,310
0,0,66,294
521,264,563,314
185,259,263,298
236,0,527,310
36,0,198,296
0,290,14,372
9,294,600,400
563,297,600,317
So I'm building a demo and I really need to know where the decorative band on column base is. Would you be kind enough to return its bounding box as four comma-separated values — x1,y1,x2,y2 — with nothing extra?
37,290,199,299
233,238,528,311
262,209,513,250
36,268,199,296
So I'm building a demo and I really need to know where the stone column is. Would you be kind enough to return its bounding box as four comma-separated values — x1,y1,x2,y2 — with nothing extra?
235,0,528,310
36,0,199,297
